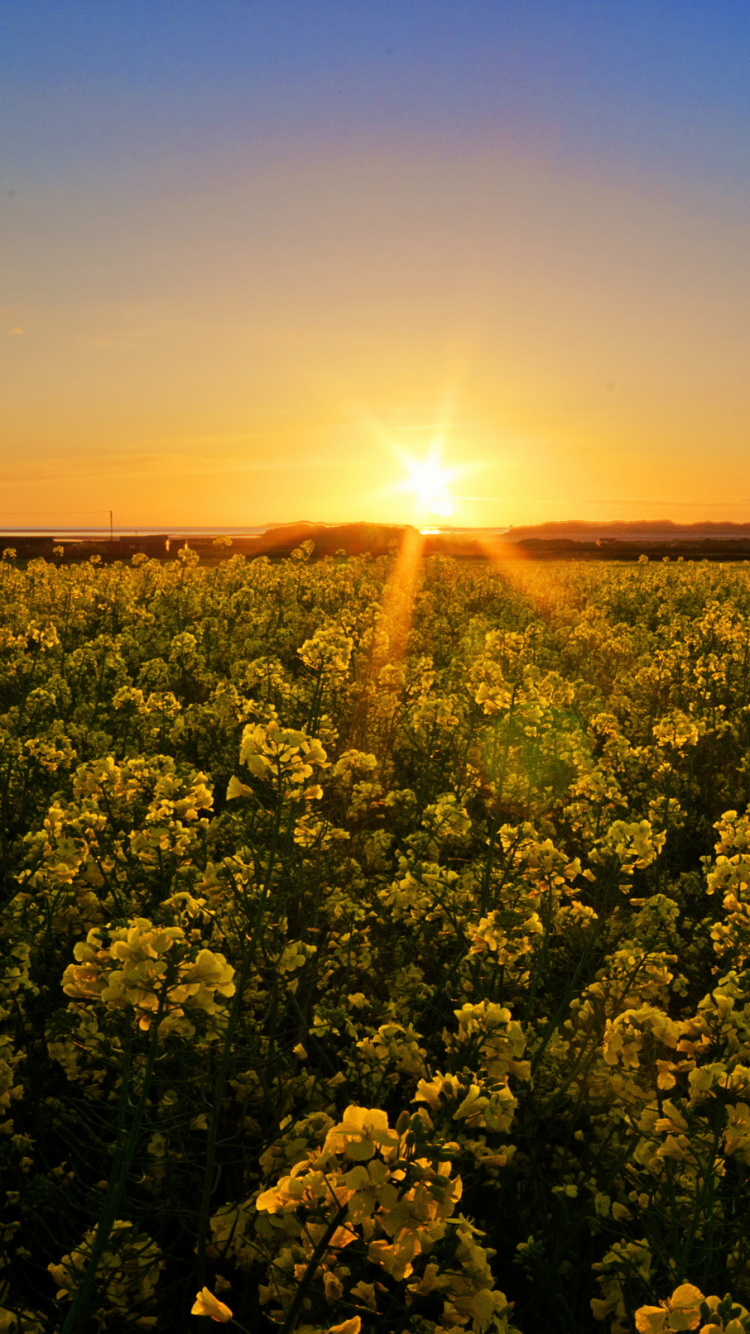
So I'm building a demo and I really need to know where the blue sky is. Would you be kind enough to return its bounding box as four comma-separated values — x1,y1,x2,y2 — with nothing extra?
4,2,749,186
3,2,750,526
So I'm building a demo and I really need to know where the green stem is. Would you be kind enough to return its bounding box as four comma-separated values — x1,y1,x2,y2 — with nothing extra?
61,1009,164,1334
195,805,282,1288
279,1202,349,1334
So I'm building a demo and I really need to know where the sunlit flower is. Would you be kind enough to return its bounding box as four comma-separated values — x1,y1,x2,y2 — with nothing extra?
191,1288,233,1321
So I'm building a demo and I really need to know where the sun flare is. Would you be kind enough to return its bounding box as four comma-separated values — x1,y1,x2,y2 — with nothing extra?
393,439,460,524
405,455,455,517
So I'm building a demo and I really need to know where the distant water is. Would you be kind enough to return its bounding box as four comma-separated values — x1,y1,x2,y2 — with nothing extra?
0,526,269,538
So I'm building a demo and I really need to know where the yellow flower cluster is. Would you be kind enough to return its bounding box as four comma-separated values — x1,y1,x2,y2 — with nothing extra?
635,1283,750,1333
249,1104,518,1333
228,718,329,801
62,918,235,1038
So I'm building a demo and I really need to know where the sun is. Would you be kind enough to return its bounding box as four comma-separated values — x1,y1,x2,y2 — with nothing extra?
395,439,457,524
404,455,455,518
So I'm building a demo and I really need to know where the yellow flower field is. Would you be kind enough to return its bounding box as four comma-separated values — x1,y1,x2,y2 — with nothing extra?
3,545,750,1332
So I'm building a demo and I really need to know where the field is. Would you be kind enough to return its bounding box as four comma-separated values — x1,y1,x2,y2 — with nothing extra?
3,544,750,1334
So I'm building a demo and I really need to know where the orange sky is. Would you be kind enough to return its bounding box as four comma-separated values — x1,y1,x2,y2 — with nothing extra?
4,6,750,529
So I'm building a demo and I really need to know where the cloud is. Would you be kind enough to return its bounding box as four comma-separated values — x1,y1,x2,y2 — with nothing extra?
0,446,359,487
7,327,23,336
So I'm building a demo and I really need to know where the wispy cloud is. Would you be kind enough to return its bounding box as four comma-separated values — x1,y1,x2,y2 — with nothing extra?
573,498,750,508
7,327,23,335
0,447,361,487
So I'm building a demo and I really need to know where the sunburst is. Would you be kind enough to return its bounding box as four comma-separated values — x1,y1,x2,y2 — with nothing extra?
393,438,463,526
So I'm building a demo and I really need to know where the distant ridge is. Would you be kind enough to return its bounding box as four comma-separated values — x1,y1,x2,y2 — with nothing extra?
506,520,750,540
4,519,750,564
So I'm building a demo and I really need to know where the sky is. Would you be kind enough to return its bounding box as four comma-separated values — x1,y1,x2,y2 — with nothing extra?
2,1,750,529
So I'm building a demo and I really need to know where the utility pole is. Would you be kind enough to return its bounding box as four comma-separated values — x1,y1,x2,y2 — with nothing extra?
109,510,114,543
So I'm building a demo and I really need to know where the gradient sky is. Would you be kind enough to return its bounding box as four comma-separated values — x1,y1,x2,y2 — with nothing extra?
3,1,750,528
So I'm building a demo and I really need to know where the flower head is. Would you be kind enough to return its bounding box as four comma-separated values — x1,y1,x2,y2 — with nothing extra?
191,1287,233,1322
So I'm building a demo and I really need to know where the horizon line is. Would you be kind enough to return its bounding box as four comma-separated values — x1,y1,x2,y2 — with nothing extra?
6,517,750,537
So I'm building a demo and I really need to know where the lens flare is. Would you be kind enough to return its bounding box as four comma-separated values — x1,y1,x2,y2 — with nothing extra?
404,453,455,518
393,438,462,526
